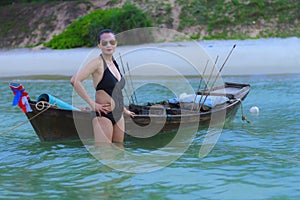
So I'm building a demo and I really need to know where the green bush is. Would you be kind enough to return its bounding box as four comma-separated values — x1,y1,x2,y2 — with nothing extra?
45,3,152,49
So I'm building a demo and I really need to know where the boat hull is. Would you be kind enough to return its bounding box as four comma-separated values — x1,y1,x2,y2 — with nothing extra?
25,82,250,142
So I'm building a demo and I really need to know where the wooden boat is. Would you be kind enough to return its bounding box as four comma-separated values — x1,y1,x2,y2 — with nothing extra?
24,82,250,142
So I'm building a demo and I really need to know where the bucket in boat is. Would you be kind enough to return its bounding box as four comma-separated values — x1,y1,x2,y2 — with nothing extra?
37,93,80,111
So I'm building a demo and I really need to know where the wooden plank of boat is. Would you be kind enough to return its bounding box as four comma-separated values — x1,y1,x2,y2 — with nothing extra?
25,104,93,142
24,82,250,142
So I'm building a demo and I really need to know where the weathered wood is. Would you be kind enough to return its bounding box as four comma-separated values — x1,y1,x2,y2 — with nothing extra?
25,82,250,142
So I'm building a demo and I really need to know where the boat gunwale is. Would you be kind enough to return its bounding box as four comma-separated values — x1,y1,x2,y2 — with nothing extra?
28,82,250,119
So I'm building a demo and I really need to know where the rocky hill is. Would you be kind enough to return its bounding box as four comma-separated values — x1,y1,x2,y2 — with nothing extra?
0,0,299,48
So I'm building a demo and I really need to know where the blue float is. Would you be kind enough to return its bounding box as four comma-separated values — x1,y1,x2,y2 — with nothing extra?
37,93,80,111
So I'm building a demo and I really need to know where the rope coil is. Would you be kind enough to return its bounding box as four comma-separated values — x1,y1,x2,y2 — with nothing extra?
35,101,52,111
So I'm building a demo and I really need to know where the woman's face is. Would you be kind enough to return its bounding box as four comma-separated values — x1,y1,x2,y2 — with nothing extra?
98,33,117,55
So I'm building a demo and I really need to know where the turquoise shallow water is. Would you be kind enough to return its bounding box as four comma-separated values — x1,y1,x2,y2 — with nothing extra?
0,74,299,199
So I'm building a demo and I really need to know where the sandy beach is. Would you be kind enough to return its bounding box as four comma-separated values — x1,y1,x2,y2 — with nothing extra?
0,37,299,78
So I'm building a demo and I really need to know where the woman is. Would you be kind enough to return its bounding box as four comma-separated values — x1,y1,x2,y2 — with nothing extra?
70,29,134,144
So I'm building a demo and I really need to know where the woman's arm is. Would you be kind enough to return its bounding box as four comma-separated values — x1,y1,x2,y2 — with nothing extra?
70,58,110,114
123,107,135,118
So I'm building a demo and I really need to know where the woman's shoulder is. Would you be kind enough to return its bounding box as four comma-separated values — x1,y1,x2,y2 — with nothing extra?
86,56,104,70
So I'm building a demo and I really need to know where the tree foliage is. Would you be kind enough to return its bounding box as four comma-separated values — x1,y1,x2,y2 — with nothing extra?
45,4,152,49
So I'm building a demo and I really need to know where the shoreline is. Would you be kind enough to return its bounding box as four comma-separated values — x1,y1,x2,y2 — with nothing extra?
0,37,299,78
1,73,299,82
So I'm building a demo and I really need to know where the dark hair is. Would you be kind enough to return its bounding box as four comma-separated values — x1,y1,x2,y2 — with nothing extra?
97,29,115,43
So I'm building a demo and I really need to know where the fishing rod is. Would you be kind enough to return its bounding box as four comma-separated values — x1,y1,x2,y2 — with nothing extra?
118,53,132,104
199,44,236,111
191,59,209,111
196,55,219,111
126,62,138,105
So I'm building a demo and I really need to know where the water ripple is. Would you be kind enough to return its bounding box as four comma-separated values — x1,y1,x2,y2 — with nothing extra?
0,75,299,199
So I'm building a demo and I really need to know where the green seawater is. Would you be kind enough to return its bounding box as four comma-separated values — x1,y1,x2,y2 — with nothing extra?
0,74,299,199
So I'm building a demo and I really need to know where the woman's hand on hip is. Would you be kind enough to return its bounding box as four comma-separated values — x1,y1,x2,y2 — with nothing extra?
93,102,111,115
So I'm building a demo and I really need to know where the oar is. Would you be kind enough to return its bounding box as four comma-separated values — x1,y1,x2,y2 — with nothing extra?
118,53,132,104
199,44,236,111
191,59,209,110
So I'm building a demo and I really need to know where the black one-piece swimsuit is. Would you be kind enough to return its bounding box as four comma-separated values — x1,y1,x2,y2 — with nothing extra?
95,54,125,124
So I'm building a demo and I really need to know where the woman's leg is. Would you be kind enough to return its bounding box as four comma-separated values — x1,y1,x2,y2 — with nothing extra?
112,116,125,143
92,116,113,143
